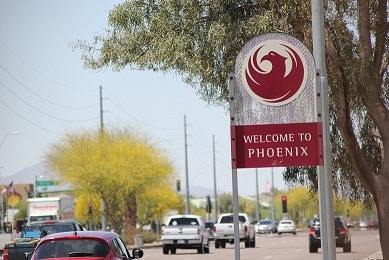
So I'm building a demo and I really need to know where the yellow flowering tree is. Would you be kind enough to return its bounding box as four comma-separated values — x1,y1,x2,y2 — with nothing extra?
45,127,181,241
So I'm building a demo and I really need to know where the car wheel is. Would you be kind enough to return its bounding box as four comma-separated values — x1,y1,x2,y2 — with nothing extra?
170,248,176,254
215,240,220,249
197,240,205,254
278,232,282,235
204,243,210,254
343,241,351,253
162,246,169,254
250,237,256,248
309,242,318,253
221,242,226,248
244,237,250,248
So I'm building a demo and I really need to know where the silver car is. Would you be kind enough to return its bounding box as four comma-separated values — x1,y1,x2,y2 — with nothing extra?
256,220,277,234
277,220,296,235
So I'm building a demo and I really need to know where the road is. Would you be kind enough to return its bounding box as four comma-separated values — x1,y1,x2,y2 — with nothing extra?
139,228,381,260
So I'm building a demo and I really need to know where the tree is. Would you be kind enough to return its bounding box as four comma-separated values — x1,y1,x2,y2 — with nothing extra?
13,200,27,221
137,185,183,227
283,187,319,226
73,191,102,229
45,127,181,242
74,1,389,256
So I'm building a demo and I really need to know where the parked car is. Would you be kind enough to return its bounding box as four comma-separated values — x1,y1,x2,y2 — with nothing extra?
204,220,215,240
4,220,85,260
256,219,277,234
309,216,351,253
277,220,296,235
27,231,144,260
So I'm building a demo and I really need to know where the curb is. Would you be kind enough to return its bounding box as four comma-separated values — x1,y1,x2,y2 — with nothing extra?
362,251,383,260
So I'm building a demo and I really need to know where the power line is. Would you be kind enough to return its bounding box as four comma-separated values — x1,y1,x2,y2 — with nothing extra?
0,80,98,123
0,99,58,134
0,39,97,92
0,63,98,110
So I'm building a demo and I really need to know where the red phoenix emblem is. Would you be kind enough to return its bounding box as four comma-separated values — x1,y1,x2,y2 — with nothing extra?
243,41,307,106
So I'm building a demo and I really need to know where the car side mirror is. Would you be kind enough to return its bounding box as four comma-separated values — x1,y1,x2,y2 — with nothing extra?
26,252,33,260
131,248,144,259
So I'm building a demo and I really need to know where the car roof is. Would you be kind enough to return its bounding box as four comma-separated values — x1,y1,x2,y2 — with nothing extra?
26,220,81,225
39,231,119,242
259,220,273,223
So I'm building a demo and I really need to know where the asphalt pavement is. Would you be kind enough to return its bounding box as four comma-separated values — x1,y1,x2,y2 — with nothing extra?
0,233,383,259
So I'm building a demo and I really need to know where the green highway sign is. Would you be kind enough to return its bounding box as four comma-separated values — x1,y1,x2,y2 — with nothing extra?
36,180,58,186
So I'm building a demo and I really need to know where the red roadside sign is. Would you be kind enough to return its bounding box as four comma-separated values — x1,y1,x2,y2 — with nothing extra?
231,32,322,169
231,122,323,168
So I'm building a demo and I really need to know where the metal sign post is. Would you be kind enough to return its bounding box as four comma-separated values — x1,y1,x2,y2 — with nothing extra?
312,0,336,259
229,73,241,260
230,32,322,260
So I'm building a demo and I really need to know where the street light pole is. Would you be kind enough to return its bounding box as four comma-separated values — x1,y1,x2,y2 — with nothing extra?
0,131,19,236
0,131,20,148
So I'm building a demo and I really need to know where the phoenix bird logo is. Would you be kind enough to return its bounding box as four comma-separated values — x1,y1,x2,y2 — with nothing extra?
244,42,306,105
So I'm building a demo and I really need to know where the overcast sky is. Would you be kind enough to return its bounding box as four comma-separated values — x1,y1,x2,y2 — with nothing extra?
0,1,287,197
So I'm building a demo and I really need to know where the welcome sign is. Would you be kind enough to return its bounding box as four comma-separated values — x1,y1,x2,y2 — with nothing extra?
231,33,323,168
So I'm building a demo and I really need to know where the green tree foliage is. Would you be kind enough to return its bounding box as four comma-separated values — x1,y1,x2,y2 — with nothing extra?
13,200,27,221
45,127,181,240
216,193,257,218
280,187,318,226
137,185,183,226
74,0,389,256
73,192,102,229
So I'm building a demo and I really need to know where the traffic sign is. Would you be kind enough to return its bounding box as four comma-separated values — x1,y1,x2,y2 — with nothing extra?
231,32,321,168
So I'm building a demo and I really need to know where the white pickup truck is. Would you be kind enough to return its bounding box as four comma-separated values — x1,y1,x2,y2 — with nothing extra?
161,214,210,254
213,213,256,248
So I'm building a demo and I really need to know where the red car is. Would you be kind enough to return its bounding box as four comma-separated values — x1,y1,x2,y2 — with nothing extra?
28,231,143,260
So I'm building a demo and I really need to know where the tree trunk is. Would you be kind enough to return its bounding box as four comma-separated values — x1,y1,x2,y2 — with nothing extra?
124,193,137,245
373,175,389,260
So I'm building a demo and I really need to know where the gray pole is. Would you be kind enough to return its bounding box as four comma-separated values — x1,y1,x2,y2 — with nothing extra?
100,86,107,231
229,73,241,260
184,115,190,215
271,167,276,220
311,1,336,259
213,135,219,220
255,169,260,222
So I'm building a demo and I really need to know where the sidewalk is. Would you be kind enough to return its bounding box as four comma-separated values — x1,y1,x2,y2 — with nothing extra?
363,251,383,260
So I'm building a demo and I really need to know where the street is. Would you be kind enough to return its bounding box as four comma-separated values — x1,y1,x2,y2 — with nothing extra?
139,228,381,260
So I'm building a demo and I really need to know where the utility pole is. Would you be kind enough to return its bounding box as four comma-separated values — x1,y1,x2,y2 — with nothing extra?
100,86,107,231
312,1,336,259
255,169,261,222
212,135,218,220
184,115,190,214
271,168,276,220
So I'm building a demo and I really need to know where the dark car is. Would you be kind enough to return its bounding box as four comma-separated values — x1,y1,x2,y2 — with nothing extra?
309,216,351,253
28,231,143,260
4,220,85,260
204,220,215,240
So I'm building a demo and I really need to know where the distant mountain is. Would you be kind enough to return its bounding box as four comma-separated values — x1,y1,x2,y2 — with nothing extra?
1,162,51,186
180,186,219,198
3,163,219,198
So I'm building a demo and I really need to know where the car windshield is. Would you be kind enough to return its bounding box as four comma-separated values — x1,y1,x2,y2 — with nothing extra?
220,215,247,224
35,238,109,259
259,220,272,225
281,221,293,225
169,218,199,226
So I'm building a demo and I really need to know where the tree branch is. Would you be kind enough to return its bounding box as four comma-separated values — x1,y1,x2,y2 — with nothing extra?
325,27,374,193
